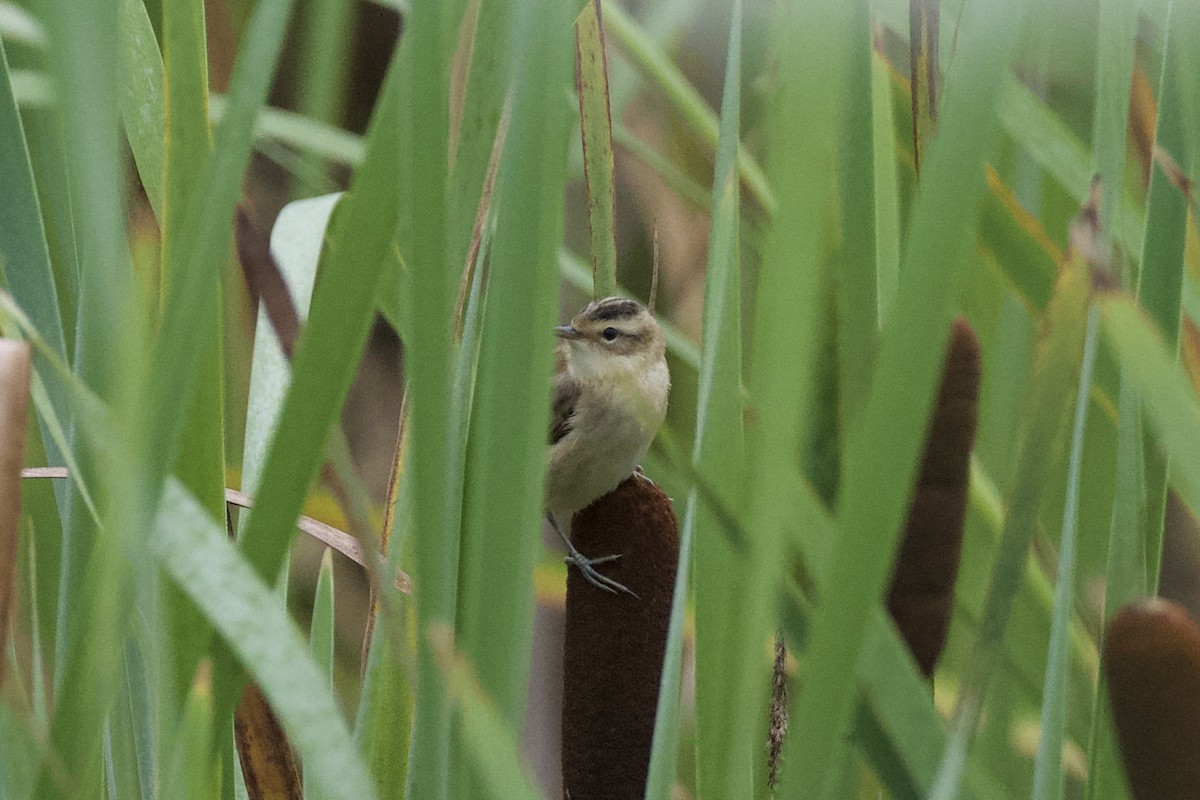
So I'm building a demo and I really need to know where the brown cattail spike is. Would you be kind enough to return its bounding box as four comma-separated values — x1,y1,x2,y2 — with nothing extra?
886,316,981,677
561,474,679,800
1104,599,1200,800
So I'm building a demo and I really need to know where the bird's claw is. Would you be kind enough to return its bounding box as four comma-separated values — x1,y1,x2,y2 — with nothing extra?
564,552,638,598
634,468,656,487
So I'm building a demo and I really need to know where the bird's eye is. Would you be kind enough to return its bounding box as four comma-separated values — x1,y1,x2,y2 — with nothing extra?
602,327,619,341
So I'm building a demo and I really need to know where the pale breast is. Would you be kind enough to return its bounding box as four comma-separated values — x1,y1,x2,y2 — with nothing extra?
545,377,666,517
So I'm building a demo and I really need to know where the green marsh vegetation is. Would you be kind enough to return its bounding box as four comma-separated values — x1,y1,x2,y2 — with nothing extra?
1,0,1200,798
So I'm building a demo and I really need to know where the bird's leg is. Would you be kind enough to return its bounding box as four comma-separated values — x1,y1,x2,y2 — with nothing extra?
633,467,656,487
547,513,637,598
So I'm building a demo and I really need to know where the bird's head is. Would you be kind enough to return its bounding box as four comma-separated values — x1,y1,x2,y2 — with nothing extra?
555,296,666,381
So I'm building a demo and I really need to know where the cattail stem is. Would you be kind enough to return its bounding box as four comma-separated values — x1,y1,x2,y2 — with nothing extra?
562,474,679,799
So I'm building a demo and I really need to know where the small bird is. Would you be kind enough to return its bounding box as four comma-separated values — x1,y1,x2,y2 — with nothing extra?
546,296,670,595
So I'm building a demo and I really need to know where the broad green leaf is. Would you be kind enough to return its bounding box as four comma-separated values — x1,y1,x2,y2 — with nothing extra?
242,193,340,499
162,681,212,800
1102,295,1200,580
0,40,66,366
0,1,43,46
776,482,1007,800
909,0,938,175
397,4,456,794
998,78,1144,260
152,480,378,800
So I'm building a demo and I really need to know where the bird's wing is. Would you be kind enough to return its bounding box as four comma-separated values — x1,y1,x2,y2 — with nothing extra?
550,373,581,445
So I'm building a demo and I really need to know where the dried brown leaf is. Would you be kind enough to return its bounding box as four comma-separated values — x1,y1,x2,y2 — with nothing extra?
18,468,413,594
235,682,303,800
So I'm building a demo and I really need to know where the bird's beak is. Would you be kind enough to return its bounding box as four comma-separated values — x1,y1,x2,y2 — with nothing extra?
554,325,584,340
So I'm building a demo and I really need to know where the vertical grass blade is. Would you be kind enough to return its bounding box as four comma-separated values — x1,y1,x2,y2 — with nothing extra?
739,1,855,796
1085,3,1139,797
1089,367,1143,800
160,0,224,720
1135,0,1192,592
872,50,902,326
141,0,293,500
649,2,744,796
456,0,574,726
575,0,618,297
37,0,136,792
1030,305,1099,800
908,0,938,174
1090,0,1136,230
118,0,165,218
428,626,541,800
293,0,355,195
837,1,879,430
307,548,338,800
0,36,69,505
402,0,455,793
163,682,212,800
311,550,336,683
443,0,510,285
0,40,67,367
